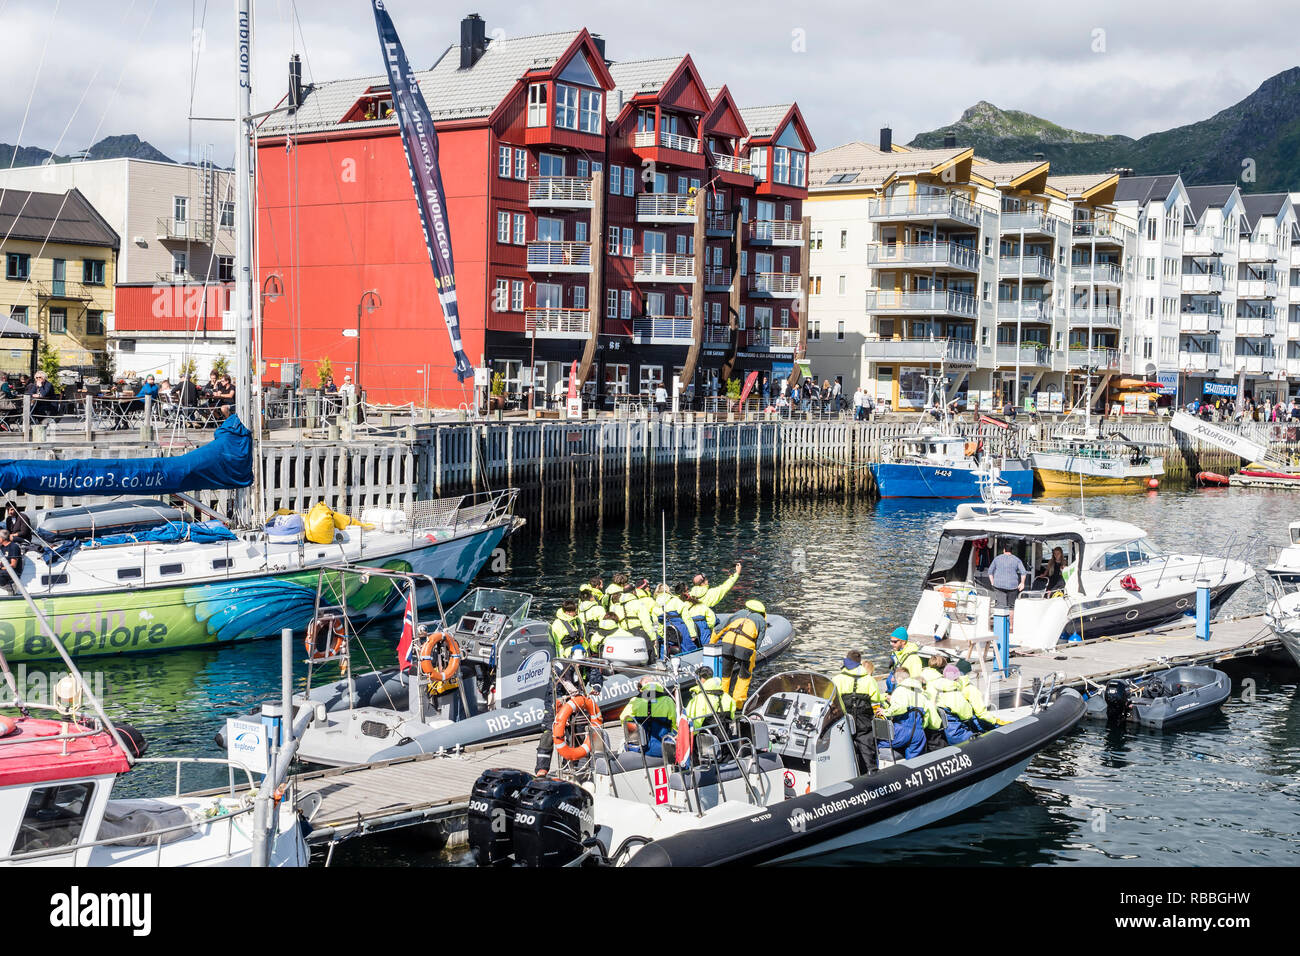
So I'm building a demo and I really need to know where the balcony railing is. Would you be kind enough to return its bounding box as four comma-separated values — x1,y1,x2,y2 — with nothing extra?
1179,312,1223,334
527,176,593,206
703,267,732,290
1185,231,1224,256
633,254,695,281
1181,272,1225,295
1179,350,1221,372
871,242,979,271
34,280,94,301
860,336,977,366
1071,218,1131,242
749,273,802,297
996,299,1053,322
524,308,591,336
1235,351,1276,374
156,271,194,283
1068,306,1121,327
1075,262,1122,285
995,344,1051,367
1001,210,1059,234
525,241,592,272
1067,348,1120,369
712,154,751,175
746,328,801,351
156,216,213,243
703,325,733,346
635,193,698,221
867,289,978,317
633,130,700,154
1239,239,1279,262
1236,316,1277,336
632,316,694,342
998,255,1055,279
705,212,734,234
1237,278,1279,299
748,220,804,245
868,193,981,227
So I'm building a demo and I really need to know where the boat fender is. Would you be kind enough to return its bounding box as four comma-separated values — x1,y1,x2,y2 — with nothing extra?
552,695,602,761
112,723,148,758
419,631,462,684
0,715,16,738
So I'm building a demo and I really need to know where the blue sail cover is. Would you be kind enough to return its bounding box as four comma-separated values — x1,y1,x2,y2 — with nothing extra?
0,416,254,497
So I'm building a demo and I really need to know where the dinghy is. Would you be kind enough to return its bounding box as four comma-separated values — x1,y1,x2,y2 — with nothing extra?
1084,666,1231,729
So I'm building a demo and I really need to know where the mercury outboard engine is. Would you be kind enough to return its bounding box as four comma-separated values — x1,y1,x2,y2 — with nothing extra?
511,777,594,867
467,768,533,867
1103,679,1131,723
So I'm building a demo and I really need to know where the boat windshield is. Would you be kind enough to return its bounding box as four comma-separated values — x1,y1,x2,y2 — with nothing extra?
441,588,532,630
1089,537,1161,572
928,531,1081,592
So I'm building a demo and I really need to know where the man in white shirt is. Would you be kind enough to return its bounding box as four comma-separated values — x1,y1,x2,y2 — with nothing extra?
654,382,668,412
852,386,865,421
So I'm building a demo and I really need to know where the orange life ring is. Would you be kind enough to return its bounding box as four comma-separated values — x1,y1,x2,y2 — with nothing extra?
304,614,346,661
964,441,978,457
552,695,602,761
0,715,17,738
419,631,461,682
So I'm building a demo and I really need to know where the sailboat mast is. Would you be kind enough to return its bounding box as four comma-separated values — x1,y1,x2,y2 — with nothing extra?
233,0,255,527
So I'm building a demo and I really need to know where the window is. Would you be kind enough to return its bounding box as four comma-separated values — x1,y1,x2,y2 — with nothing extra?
173,195,188,223
514,149,527,180
674,294,687,316
837,320,845,341
639,365,663,393
607,289,619,319
511,280,525,312
537,217,563,242
751,148,767,182
214,255,234,282
6,253,30,280
49,308,67,333
494,278,509,312
711,301,721,322
528,83,547,127
677,175,689,194
219,201,235,228
86,310,104,336
498,145,511,177
838,275,846,295
610,165,622,194
579,89,601,133
607,226,620,256
622,228,634,257
82,259,105,285
554,84,579,130
676,234,687,256
498,211,511,243
810,320,820,341
39,572,69,586
1091,538,1159,572
623,167,634,197
792,152,806,188
839,230,848,250
738,305,746,329
604,363,629,395
647,292,665,316
212,558,234,571
620,290,632,319
117,339,135,353
118,568,142,580
159,563,184,576
573,286,586,309
810,230,823,250
172,251,188,276
513,213,527,245
773,147,790,185
576,159,588,178
12,783,94,854
574,221,587,243
9,306,27,325
810,276,822,295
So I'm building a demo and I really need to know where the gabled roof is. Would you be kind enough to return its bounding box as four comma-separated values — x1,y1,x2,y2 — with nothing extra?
702,85,748,141
1240,192,1290,230
1112,174,1181,206
0,187,119,248
740,103,815,153
1185,184,1238,221
1046,172,1118,202
809,141,967,190
605,56,708,120
260,29,586,134
972,158,1049,189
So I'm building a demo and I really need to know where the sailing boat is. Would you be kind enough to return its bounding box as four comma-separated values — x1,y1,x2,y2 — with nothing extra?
0,0,520,663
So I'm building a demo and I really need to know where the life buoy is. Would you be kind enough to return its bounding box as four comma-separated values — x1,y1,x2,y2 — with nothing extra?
418,631,461,682
964,441,978,457
304,614,346,661
552,695,602,761
0,715,17,738
1120,575,1142,592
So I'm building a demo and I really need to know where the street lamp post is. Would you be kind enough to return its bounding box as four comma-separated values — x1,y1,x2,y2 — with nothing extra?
355,290,382,397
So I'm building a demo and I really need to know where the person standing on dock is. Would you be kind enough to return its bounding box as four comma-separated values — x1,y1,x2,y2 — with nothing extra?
689,562,742,607
987,543,1028,620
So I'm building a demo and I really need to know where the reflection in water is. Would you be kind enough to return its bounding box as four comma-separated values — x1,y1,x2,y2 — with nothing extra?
21,487,1300,863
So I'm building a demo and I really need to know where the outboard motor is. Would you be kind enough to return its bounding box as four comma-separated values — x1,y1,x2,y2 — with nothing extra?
511,777,594,867
467,768,534,867
1103,679,1131,723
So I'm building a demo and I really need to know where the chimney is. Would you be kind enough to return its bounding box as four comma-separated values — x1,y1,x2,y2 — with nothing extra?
942,131,957,148
460,13,487,70
591,33,607,64
879,126,892,152
288,54,303,111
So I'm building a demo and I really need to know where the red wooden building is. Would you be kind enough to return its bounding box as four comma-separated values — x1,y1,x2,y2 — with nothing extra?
255,15,814,407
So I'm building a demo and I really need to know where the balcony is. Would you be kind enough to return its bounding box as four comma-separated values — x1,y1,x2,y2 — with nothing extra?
156,271,195,283
1237,277,1279,299
1001,210,1059,234
996,300,1054,322
1236,316,1277,337
712,154,751,176
633,254,695,283
995,344,1051,367
748,220,804,246
1239,239,1279,262
703,325,733,346
860,336,977,367
867,289,977,318
1235,350,1276,374
1179,311,1223,334
1074,262,1122,286
635,193,698,223
1185,231,1224,256
1067,348,1120,370
156,216,213,243
868,192,981,228
1179,349,1221,373
633,129,700,154
525,241,592,274
1291,284,1300,304
1068,306,1121,328
524,308,591,338
1071,218,1131,243
705,212,734,236
1181,272,1225,295
631,316,694,345
703,267,732,292
528,176,594,209
1292,244,1300,267
998,255,1055,280
870,242,978,272
742,328,801,353
35,280,95,301
749,273,802,299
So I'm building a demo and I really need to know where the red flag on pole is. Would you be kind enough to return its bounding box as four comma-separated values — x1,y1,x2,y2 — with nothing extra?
676,712,693,765
737,370,760,405
396,594,416,672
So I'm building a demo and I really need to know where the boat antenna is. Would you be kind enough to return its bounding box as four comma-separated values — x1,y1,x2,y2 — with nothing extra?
661,510,667,593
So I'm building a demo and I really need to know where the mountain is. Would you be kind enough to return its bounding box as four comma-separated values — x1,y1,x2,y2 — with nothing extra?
0,134,173,168
908,68,1300,192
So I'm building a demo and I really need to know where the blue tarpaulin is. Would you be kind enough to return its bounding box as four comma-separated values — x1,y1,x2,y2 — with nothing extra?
48,519,239,563
0,416,254,497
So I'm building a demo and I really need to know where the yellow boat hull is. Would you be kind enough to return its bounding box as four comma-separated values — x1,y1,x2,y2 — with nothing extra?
1035,469,1157,493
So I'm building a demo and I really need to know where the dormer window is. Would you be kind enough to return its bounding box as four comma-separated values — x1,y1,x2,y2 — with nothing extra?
344,89,394,124
553,83,601,133
751,147,768,182
528,83,547,127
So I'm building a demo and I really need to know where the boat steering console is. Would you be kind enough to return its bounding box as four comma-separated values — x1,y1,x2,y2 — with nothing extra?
454,608,512,665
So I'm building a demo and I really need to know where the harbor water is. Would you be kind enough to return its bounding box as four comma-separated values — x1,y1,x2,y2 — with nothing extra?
53,486,1300,865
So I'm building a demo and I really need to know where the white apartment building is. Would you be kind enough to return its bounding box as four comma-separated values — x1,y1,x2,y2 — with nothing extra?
807,132,1137,413
1115,174,1298,406
0,156,239,380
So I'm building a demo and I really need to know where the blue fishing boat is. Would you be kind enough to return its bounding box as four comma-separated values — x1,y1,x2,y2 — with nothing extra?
870,432,1033,499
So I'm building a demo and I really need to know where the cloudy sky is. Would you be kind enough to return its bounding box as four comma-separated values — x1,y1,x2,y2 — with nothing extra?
3,0,1296,165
